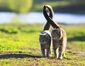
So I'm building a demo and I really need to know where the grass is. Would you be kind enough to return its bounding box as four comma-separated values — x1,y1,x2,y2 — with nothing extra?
0,24,85,66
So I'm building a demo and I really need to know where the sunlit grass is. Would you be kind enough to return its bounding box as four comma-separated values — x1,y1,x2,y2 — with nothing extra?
0,24,85,66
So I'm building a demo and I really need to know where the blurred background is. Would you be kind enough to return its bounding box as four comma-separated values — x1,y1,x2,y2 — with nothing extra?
0,0,85,65
0,0,85,24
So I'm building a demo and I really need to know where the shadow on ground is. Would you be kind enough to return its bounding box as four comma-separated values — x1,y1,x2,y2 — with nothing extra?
0,53,42,59
68,35,85,41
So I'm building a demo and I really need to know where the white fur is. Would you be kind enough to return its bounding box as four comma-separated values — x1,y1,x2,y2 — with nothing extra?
44,30,51,37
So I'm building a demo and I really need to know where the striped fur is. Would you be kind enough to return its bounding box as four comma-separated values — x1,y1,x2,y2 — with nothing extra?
51,28,67,59
39,30,51,57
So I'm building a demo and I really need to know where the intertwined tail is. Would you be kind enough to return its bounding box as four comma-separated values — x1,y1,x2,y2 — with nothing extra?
43,5,53,20
43,5,60,30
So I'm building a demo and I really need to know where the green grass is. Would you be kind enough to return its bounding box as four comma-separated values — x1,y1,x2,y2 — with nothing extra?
0,24,85,66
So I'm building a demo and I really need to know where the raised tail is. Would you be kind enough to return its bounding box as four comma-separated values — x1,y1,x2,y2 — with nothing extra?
43,5,60,29
43,5,53,20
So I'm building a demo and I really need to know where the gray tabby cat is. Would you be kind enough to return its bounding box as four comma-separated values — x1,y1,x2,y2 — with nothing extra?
51,28,67,60
39,30,51,57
